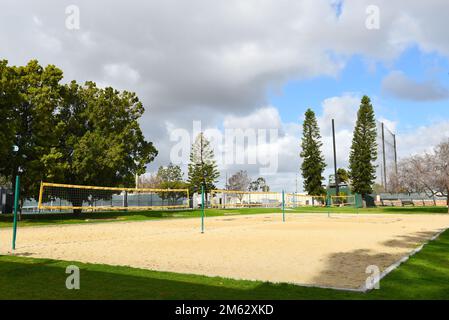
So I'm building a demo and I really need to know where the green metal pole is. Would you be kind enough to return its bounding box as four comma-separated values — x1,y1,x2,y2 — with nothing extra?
282,190,285,222
12,175,20,251
201,185,205,233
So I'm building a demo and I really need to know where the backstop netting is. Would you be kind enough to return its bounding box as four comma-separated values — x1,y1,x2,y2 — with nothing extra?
210,190,327,209
210,190,283,209
329,195,356,208
286,194,327,208
38,182,190,212
376,121,398,192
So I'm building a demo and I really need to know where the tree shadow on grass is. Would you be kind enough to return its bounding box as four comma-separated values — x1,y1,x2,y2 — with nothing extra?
311,249,403,290
309,229,449,299
2,235,449,300
382,230,441,249
0,256,360,300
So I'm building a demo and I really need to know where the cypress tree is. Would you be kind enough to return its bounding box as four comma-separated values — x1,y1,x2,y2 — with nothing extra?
349,96,378,198
300,109,326,196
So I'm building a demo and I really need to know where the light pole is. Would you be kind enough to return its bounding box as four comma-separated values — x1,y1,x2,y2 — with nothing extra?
12,145,22,251
332,119,339,197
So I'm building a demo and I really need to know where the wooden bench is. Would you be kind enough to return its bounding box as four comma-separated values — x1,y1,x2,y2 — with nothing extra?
401,200,414,207
374,200,383,207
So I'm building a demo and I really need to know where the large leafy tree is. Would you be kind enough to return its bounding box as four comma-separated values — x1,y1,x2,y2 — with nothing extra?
249,177,270,192
0,60,158,213
156,163,189,202
349,96,377,198
0,60,63,201
300,109,326,196
187,133,220,200
43,81,158,187
0,60,17,178
337,168,350,184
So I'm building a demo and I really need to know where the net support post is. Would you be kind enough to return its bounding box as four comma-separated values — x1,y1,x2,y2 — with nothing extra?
12,175,20,251
201,185,205,234
282,190,285,222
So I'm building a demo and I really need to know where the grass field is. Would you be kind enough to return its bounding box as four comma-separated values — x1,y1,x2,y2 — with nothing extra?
1,207,448,300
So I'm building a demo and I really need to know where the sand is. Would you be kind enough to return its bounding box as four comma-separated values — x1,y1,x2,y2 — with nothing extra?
1,213,449,290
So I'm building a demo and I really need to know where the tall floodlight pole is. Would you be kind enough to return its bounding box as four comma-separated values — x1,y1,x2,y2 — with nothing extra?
332,119,339,197
381,122,387,191
393,134,398,176
295,173,298,194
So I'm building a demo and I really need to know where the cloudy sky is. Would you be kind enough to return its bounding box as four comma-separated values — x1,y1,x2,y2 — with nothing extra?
2,0,449,191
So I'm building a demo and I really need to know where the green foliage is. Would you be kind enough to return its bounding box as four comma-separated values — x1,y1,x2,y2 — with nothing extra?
156,164,189,201
300,109,326,196
249,177,270,192
349,96,377,196
157,163,183,184
0,60,158,208
44,81,157,187
0,60,64,201
0,60,17,171
187,133,220,197
337,168,350,184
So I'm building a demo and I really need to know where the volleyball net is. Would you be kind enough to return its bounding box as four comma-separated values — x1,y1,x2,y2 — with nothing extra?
38,182,190,212
210,190,327,209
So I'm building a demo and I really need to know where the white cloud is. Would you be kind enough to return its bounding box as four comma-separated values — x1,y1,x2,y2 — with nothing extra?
32,15,43,27
397,121,449,157
223,107,282,130
2,0,449,192
103,63,140,87
382,71,449,101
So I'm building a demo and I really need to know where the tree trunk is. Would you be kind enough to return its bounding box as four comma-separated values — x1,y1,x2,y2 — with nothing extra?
71,198,84,216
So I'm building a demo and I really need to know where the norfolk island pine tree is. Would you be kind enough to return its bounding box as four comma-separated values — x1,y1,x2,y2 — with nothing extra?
187,133,220,203
349,96,378,203
300,109,326,197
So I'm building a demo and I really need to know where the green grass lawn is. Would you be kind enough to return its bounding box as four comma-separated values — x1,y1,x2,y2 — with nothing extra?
1,227,449,300
1,206,447,229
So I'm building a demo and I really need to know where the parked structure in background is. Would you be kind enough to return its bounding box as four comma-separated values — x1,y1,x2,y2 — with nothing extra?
0,187,13,214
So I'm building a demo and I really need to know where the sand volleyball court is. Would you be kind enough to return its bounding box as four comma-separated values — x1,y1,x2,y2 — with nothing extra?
1,213,449,290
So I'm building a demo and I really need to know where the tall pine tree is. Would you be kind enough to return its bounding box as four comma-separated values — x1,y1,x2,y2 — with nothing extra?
349,96,378,198
188,133,220,200
300,109,326,196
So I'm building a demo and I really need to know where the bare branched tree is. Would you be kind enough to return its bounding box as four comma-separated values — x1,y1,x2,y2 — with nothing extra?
138,174,162,189
228,170,251,201
397,139,449,212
